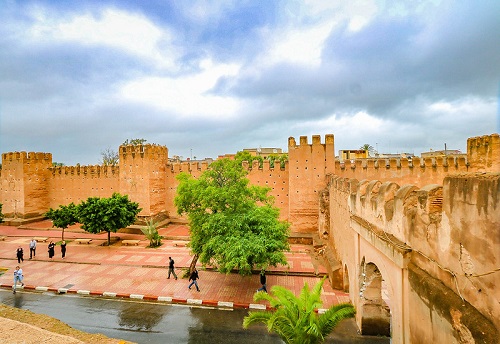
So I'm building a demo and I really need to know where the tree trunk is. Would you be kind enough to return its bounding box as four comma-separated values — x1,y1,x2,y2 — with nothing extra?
108,231,111,246
61,228,65,241
189,254,199,273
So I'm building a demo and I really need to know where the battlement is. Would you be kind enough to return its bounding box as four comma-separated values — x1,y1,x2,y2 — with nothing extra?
336,155,468,170
288,134,334,147
2,151,52,162
334,155,469,188
168,161,211,173
467,133,500,171
50,164,119,176
119,144,168,158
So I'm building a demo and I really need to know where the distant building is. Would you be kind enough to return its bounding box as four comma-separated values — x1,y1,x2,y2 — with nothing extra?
339,149,369,161
421,149,464,158
243,147,283,158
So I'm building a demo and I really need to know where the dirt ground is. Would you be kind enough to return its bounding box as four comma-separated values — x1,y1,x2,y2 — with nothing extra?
0,303,134,344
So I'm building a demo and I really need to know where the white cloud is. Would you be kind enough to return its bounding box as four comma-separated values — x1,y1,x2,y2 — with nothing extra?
259,0,378,67
28,7,178,69
119,59,241,119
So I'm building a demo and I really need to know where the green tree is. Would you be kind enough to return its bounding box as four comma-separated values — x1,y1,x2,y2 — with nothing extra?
141,218,163,247
174,158,290,275
243,277,355,344
0,203,4,223
77,193,141,245
235,151,264,168
269,153,288,169
52,162,65,167
99,147,119,166
45,203,78,241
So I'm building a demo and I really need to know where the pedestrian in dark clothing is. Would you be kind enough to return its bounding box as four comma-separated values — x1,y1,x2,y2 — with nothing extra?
167,257,178,280
29,238,37,259
257,271,267,292
61,240,67,259
16,246,24,263
188,268,200,292
48,241,55,259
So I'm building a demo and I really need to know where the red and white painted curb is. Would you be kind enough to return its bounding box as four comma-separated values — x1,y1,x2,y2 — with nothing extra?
1,284,286,311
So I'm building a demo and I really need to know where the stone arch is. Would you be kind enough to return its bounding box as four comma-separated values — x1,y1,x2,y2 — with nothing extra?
359,260,391,337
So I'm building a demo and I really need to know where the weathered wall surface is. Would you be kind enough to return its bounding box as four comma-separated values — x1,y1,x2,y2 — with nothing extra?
48,165,119,207
467,133,500,172
288,134,334,233
326,171,499,342
333,156,468,188
0,152,52,217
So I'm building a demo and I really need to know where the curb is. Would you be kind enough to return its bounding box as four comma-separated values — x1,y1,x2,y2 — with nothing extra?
0,284,271,310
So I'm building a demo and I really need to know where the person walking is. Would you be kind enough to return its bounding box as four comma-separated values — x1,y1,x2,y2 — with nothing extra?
257,271,267,292
61,240,67,259
48,241,55,259
13,266,24,294
167,257,178,280
29,238,37,259
16,246,24,264
188,268,200,292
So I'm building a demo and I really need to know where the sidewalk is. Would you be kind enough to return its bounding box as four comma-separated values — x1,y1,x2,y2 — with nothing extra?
0,221,350,310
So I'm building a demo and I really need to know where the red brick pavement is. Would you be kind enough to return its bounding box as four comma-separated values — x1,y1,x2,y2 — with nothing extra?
0,222,350,310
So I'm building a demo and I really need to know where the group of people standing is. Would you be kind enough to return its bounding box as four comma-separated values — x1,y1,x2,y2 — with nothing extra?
16,239,67,262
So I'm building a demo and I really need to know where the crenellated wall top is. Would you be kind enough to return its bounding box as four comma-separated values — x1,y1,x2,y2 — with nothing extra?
2,151,52,162
336,155,468,171
50,164,119,175
288,134,334,148
119,144,168,157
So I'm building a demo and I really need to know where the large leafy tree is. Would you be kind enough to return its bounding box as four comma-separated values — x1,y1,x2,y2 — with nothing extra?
45,203,78,241
174,158,290,275
243,277,355,344
77,193,141,245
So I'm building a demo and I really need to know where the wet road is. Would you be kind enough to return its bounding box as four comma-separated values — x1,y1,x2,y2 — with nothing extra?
0,290,389,343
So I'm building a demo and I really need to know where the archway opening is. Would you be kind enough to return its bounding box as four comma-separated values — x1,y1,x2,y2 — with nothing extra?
359,261,391,337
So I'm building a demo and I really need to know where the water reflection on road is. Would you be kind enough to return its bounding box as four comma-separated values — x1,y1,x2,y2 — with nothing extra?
0,290,388,343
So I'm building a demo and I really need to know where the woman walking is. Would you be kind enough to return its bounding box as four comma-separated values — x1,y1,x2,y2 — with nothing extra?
16,246,24,264
48,241,55,259
61,240,67,259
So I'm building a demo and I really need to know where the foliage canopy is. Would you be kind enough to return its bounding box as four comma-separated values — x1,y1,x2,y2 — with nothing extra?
243,277,355,344
174,158,290,275
77,193,141,245
45,202,78,240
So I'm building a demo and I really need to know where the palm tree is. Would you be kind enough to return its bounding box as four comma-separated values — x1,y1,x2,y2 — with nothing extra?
243,277,355,344
359,144,375,156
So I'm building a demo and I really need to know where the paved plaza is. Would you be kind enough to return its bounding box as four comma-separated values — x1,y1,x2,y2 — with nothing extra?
0,220,350,310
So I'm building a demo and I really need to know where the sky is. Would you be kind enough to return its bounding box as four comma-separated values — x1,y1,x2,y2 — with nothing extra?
0,0,498,165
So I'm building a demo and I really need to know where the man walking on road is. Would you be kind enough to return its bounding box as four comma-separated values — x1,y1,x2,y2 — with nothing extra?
167,257,178,280
29,238,37,259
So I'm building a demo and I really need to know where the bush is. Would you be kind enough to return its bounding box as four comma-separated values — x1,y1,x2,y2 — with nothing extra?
141,218,163,247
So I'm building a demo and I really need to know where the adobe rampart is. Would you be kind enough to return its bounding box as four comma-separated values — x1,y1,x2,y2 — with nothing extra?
0,133,498,342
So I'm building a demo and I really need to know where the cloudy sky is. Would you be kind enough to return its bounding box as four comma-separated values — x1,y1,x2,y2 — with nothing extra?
0,0,498,165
